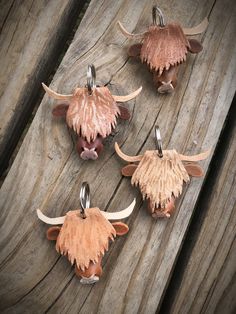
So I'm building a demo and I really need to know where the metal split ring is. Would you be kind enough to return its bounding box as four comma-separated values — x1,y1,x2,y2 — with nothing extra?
155,126,163,158
80,182,91,218
152,6,165,27
87,64,96,95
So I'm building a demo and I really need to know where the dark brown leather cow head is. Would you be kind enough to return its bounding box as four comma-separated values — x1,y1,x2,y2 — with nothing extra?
43,65,142,160
118,6,208,93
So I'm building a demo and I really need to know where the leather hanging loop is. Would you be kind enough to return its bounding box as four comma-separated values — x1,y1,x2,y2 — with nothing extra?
80,182,91,218
155,126,163,158
152,6,165,27
87,64,96,95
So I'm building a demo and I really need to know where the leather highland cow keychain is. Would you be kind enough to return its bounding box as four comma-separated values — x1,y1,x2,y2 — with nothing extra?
42,65,142,160
37,182,136,284
118,6,208,93
115,127,210,218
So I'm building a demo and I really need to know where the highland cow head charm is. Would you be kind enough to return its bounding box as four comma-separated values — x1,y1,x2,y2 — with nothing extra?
115,127,210,218
118,6,208,93
37,182,136,284
42,65,142,160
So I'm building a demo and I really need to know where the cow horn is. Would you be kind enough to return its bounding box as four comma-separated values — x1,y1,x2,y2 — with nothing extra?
183,17,208,35
42,83,73,100
179,148,211,162
37,209,65,225
112,86,142,102
115,142,143,162
117,21,146,39
101,198,136,220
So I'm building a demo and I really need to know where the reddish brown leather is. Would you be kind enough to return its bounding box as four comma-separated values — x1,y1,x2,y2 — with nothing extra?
188,39,203,54
67,87,120,142
121,164,138,177
118,105,131,120
128,43,142,58
140,24,190,74
112,222,129,236
52,104,69,117
75,256,103,278
184,162,204,177
164,198,175,215
147,197,175,218
47,226,61,240
77,136,103,160
153,65,179,87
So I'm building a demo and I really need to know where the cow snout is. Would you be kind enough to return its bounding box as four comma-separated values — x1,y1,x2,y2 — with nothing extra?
75,257,103,283
77,137,104,160
157,81,174,94
80,275,100,285
80,148,98,160
153,66,178,94
147,197,175,218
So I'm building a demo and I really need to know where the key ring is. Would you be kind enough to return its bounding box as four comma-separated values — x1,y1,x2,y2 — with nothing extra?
155,126,163,158
87,64,96,95
152,6,165,27
79,182,91,218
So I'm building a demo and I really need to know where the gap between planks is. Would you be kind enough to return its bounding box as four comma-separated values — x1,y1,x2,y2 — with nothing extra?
0,0,89,179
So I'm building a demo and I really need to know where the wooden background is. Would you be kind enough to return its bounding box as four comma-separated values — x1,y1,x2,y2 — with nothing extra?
0,0,235,313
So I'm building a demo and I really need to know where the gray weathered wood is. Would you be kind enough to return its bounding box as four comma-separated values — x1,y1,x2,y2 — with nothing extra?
166,113,236,314
0,0,86,172
0,0,235,313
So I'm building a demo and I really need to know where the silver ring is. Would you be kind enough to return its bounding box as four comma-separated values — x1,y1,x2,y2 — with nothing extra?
152,6,165,27
87,64,96,94
80,182,90,218
155,126,163,158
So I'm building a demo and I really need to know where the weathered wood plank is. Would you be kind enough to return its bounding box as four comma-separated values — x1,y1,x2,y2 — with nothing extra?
0,0,235,313
163,107,236,314
0,0,86,173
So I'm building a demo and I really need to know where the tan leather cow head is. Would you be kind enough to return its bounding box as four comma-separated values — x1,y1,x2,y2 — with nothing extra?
115,127,211,218
37,183,135,284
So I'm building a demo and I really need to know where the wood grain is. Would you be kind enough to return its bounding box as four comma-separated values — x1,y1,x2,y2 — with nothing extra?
0,0,86,173
0,0,235,313
164,110,236,314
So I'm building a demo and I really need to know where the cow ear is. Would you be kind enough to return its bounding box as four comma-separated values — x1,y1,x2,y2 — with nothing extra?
112,222,129,236
128,44,142,58
52,104,69,117
121,164,137,177
184,162,204,177
188,39,203,54
47,226,61,240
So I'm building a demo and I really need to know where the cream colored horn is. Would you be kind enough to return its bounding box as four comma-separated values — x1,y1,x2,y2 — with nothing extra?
112,86,142,102
179,148,211,162
183,17,208,36
102,198,136,220
37,209,65,225
42,83,73,100
115,142,143,162
117,21,146,39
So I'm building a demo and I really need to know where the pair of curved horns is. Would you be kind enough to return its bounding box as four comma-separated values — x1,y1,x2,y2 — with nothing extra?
117,17,208,38
37,198,136,225
42,83,142,103
115,142,211,163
